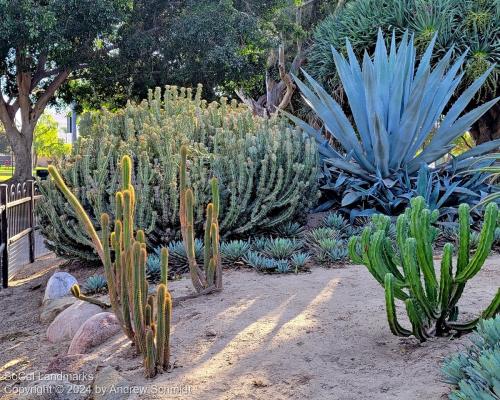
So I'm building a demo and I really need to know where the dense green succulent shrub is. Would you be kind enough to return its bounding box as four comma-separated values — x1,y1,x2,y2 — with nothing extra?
442,316,500,400
350,196,499,342
37,85,318,262
288,30,499,218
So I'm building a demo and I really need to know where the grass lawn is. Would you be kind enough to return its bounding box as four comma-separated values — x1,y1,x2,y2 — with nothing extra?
0,166,48,182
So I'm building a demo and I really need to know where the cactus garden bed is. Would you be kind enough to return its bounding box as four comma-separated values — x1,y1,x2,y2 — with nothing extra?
0,252,498,399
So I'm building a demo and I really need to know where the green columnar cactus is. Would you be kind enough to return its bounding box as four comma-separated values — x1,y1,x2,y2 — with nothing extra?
49,155,173,378
349,196,499,341
144,329,156,378
179,146,223,293
156,283,171,370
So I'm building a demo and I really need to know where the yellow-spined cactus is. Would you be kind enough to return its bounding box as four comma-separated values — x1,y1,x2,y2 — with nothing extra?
49,155,173,378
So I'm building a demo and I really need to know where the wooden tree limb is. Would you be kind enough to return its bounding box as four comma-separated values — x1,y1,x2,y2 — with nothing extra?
32,69,70,122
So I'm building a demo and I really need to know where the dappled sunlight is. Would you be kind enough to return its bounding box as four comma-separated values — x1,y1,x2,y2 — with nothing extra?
165,277,342,398
270,278,340,346
175,295,295,383
8,255,60,288
212,297,259,325
0,358,27,375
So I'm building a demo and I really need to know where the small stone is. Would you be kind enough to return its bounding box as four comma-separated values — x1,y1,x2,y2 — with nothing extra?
40,297,76,324
68,312,121,355
47,301,103,343
205,329,217,337
43,272,78,303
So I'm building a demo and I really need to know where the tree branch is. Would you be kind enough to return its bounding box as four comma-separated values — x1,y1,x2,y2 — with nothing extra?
32,69,70,122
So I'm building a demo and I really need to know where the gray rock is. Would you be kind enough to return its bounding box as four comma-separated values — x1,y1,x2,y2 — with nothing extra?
93,366,132,400
16,375,87,400
43,272,78,302
40,297,76,324
68,312,121,355
47,301,103,343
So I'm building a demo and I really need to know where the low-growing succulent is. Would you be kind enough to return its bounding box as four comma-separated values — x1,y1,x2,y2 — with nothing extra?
469,231,481,249
495,227,500,245
290,252,311,269
242,251,293,274
275,259,291,273
442,316,500,399
242,251,275,271
251,236,269,252
272,222,305,238
221,240,251,263
323,212,349,231
146,254,162,283
314,238,349,264
306,227,344,244
166,239,204,268
83,274,107,294
262,237,303,259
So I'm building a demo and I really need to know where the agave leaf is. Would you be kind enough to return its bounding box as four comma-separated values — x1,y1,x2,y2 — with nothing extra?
439,64,496,132
342,191,364,207
411,97,500,173
280,110,341,159
289,30,498,216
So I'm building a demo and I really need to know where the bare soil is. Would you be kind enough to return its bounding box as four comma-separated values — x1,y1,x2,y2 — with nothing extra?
0,253,498,400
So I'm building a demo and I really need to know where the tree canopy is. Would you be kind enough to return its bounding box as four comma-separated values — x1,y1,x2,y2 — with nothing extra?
0,0,129,180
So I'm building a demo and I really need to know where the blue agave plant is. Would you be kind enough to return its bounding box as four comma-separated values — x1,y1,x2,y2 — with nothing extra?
287,30,500,218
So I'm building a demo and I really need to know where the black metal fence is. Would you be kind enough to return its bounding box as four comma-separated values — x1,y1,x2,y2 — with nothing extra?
0,180,41,288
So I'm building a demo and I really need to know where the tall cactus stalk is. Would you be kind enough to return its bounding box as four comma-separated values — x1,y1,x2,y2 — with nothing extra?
349,196,499,341
48,155,174,378
179,146,223,293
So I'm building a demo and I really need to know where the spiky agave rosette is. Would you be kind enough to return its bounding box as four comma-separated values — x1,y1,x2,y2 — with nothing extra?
286,30,500,219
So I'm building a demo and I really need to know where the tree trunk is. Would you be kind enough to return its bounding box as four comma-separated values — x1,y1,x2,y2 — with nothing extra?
469,103,500,145
5,125,34,182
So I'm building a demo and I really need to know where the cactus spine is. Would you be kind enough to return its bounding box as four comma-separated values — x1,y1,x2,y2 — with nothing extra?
49,155,173,377
349,196,499,341
179,146,223,293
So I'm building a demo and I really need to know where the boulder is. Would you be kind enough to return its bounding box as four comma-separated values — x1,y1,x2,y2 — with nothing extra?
40,297,76,324
43,272,78,302
68,312,120,355
93,366,132,400
47,301,103,343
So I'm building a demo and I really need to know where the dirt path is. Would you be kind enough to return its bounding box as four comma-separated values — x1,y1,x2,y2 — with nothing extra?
0,254,498,400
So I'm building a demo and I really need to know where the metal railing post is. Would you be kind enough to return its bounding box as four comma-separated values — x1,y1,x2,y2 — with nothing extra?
28,180,35,263
0,184,9,288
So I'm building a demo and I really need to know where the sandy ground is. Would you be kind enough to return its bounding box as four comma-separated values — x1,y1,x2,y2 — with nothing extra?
0,254,498,400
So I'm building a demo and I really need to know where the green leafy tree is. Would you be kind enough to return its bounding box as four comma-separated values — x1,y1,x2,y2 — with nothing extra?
308,0,499,144
64,0,345,111
33,114,70,166
0,0,128,181
64,0,275,109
